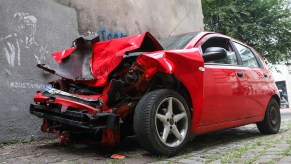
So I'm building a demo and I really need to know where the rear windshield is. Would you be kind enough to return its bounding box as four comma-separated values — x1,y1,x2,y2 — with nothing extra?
158,32,199,50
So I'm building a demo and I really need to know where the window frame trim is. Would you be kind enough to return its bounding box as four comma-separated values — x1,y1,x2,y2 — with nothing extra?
231,40,263,69
199,36,241,66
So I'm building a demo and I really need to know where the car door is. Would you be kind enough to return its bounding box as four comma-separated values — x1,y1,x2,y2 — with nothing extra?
232,41,270,118
196,35,249,126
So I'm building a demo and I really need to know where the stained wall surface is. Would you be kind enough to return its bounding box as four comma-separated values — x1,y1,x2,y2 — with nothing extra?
56,0,204,38
0,0,203,141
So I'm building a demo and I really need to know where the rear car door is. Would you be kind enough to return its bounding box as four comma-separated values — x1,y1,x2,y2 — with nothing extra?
232,41,270,118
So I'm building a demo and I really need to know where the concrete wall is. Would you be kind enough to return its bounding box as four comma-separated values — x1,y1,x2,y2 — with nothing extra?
56,0,204,38
0,0,203,142
0,0,79,142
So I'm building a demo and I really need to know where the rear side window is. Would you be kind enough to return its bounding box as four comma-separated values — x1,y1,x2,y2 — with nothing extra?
233,42,259,68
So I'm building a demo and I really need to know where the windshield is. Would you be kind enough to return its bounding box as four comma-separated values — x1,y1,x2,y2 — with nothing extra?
158,32,199,50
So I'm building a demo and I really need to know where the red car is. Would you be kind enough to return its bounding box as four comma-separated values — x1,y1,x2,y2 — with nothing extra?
30,32,281,156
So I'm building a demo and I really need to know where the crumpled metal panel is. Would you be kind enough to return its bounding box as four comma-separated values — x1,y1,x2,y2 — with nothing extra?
45,46,94,80
57,48,94,80
49,32,163,85
52,47,76,64
90,32,163,86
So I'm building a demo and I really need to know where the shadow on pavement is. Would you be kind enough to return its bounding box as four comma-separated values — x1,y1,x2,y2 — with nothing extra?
34,125,267,161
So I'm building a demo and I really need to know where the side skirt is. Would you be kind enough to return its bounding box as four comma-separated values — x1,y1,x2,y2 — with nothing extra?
192,115,264,136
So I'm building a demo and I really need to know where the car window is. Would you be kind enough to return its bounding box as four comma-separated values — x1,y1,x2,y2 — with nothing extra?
201,37,238,65
233,42,259,68
158,33,199,50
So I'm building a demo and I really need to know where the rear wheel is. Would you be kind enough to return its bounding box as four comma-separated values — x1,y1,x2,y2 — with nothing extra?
257,98,281,134
133,89,191,156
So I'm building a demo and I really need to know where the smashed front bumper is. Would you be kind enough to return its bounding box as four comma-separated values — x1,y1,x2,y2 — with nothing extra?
30,104,120,130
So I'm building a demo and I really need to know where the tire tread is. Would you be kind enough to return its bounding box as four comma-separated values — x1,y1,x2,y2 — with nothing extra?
133,89,190,156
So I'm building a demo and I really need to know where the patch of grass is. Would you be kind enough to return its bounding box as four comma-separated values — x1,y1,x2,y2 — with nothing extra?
282,147,291,156
220,145,249,163
177,151,193,159
128,153,143,159
110,158,126,164
205,143,253,164
244,144,269,164
155,155,167,161
0,139,31,148
181,153,193,159
273,140,281,144
244,156,259,164
254,140,262,146
287,121,291,128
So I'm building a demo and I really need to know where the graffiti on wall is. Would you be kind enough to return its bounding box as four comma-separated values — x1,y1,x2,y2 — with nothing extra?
0,12,49,67
9,81,46,90
98,28,127,41
0,12,126,68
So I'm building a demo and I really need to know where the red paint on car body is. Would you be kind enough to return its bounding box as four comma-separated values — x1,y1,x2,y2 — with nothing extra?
31,31,280,147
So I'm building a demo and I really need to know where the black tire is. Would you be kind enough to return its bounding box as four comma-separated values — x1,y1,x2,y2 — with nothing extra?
133,89,191,156
256,98,281,134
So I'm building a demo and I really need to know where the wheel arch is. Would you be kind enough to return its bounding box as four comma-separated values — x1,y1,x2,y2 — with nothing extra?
148,72,193,113
137,50,204,132
261,94,281,120
256,95,281,134
271,94,281,108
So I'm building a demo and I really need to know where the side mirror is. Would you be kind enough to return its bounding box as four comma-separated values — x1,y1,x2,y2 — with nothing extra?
203,47,227,62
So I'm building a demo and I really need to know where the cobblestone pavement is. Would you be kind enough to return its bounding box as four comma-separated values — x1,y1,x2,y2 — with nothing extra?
0,109,290,164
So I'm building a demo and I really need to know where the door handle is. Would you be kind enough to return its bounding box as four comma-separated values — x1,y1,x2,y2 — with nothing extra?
237,72,244,78
263,73,268,78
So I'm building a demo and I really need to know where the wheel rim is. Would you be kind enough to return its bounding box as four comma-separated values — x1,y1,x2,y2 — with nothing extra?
155,97,188,147
269,105,278,126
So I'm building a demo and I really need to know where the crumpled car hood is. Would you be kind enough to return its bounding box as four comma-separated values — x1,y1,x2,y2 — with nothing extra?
39,32,163,86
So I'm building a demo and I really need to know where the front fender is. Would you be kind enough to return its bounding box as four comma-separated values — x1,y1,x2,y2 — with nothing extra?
137,48,204,133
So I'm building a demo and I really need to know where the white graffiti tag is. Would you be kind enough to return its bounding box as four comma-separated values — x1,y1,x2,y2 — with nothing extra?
2,34,21,67
9,81,46,90
1,12,49,67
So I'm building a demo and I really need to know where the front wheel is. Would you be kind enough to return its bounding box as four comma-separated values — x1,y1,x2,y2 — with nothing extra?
133,89,191,156
256,98,281,134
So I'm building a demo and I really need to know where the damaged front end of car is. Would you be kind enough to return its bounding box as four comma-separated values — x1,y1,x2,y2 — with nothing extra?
30,32,164,145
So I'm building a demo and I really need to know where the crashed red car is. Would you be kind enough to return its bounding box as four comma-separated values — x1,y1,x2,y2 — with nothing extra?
30,32,281,156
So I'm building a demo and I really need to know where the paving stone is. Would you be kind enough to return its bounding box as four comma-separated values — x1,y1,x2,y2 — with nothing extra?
277,162,291,164
179,158,199,164
273,145,290,149
209,160,222,164
278,156,291,162
265,151,285,155
148,161,170,164
240,153,257,159
267,147,287,152
254,158,275,163
234,157,254,163
259,154,283,159
187,156,207,162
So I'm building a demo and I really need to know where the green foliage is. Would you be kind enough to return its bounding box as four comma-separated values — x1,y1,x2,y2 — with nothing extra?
202,0,291,64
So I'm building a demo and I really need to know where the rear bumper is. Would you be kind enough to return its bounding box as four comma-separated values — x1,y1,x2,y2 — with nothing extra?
30,104,120,130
